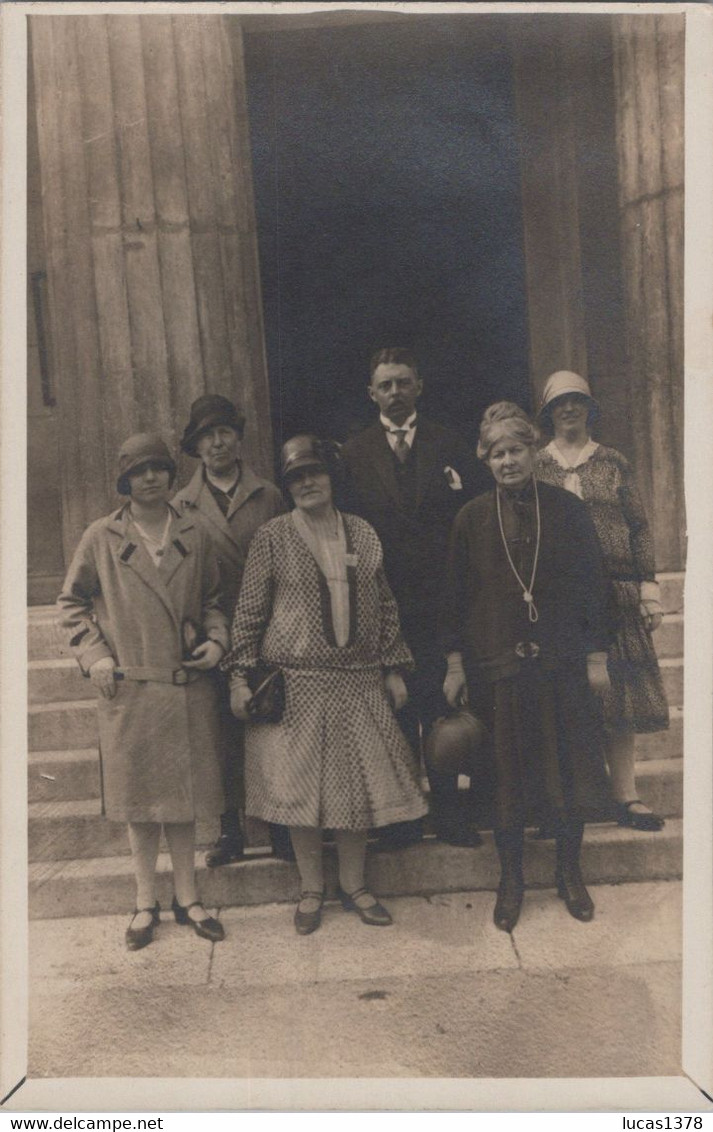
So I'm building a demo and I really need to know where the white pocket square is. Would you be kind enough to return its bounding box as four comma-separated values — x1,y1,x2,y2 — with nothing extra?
444,466,463,490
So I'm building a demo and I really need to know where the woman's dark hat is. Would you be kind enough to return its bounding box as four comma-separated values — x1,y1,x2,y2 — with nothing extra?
424,710,489,778
116,433,177,495
180,394,246,456
281,434,328,482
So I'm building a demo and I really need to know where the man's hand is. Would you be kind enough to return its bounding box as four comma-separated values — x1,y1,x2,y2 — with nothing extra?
89,656,117,700
183,640,224,671
384,671,408,712
586,652,611,695
443,651,468,708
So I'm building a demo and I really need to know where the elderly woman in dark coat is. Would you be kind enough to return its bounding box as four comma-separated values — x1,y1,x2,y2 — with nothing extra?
57,434,229,951
442,403,614,931
222,435,427,936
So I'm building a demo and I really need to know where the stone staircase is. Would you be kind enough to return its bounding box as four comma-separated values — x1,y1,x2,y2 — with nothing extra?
28,574,684,919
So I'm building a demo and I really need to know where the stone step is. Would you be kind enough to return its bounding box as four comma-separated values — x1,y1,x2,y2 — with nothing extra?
660,658,683,706
28,819,683,920
28,658,93,704
634,709,682,761
654,615,682,660
27,758,683,863
29,700,98,752
28,748,101,802
27,798,220,863
28,606,68,661
658,573,684,616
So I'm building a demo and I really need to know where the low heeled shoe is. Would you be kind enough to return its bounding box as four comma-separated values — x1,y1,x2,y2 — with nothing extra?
205,832,244,868
616,800,665,832
337,885,393,927
294,891,324,936
493,881,523,933
172,896,225,942
125,901,160,951
556,869,595,922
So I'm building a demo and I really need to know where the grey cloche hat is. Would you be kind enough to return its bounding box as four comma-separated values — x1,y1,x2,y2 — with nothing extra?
116,433,177,495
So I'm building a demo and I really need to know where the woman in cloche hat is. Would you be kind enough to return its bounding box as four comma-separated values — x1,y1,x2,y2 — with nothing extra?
220,434,427,936
57,433,229,951
536,371,669,833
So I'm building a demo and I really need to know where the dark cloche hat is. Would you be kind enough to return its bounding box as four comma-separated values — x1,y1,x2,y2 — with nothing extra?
180,394,246,457
116,433,177,496
280,434,329,482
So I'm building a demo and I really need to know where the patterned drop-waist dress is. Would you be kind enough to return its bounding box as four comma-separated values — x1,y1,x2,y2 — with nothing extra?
220,511,428,830
536,441,669,735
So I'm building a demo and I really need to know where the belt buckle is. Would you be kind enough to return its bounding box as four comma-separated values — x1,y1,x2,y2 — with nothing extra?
515,641,540,659
173,668,188,685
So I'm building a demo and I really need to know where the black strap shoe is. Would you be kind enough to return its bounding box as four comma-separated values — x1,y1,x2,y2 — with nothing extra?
294,891,324,935
616,801,665,832
337,885,393,926
172,896,225,942
125,902,160,951
205,832,244,868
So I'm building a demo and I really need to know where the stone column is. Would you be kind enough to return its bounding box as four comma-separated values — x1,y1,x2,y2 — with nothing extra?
29,14,272,562
612,14,685,571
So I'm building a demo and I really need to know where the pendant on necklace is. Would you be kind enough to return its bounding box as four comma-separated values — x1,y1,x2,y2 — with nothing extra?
523,591,533,604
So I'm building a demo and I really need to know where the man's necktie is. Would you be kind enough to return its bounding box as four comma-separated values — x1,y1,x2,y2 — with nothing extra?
393,429,409,464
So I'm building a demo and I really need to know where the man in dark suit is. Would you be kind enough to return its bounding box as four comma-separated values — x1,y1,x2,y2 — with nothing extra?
342,348,485,848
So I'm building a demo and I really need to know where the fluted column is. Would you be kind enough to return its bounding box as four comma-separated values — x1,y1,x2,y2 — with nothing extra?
612,14,685,571
30,14,272,562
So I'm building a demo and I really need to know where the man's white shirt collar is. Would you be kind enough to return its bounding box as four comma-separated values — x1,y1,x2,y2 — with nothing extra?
381,412,417,450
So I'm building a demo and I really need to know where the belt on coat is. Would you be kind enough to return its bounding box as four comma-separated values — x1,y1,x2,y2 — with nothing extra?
115,666,201,686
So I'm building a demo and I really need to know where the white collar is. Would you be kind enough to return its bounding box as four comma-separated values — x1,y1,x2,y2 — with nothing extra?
380,411,417,434
545,438,599,470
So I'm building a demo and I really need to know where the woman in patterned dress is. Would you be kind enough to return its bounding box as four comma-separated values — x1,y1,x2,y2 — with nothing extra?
221,435,427,935
442,403,614,931
536,371,669,832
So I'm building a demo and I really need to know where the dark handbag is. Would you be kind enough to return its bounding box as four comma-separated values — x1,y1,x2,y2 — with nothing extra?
246,665,286,723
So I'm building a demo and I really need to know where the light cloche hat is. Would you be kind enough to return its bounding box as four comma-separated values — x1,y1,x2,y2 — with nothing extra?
539,370,598,416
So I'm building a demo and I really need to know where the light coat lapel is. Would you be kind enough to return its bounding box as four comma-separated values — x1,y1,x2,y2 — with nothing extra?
109,507,182,634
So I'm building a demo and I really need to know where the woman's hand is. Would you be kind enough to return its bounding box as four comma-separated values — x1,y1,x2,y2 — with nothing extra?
586,652,611,695
89,656,117,700
640,599,663,633
443,651,468,708
384,671,408,712
230,683,253,721
183,640,224,671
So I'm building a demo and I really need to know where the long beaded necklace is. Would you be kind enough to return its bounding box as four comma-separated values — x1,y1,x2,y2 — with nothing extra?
496,477,541,624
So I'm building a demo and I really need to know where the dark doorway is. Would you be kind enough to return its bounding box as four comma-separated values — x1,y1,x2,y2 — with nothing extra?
243,16,531,455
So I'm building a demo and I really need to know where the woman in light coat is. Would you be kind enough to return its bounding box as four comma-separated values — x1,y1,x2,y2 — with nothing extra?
57,433,229,950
